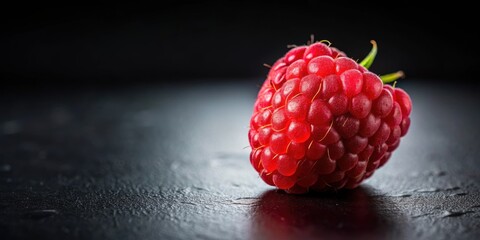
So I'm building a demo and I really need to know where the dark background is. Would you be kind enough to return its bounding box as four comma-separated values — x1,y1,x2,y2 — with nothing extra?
0,2,476,85
2,2,480,240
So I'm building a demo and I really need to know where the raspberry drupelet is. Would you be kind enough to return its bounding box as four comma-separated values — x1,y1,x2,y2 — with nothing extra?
248,40,411,194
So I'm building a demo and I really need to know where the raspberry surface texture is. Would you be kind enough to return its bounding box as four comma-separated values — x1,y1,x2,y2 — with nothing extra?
248,40,411,193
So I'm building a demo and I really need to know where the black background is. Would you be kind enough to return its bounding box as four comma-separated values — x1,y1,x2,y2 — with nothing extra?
0,2,476,85
2,2,480,240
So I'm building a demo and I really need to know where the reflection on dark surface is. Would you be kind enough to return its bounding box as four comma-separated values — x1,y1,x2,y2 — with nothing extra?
2,83,479,239
251,186,403,240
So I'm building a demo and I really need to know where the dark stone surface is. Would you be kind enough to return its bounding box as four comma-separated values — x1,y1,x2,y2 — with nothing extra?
0,81,479,240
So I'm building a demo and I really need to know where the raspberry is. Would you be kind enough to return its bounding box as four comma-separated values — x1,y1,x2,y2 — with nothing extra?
248,40,412,193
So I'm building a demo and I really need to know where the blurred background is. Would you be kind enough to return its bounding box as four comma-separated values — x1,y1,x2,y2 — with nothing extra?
0,1,476,87
2,2,480,240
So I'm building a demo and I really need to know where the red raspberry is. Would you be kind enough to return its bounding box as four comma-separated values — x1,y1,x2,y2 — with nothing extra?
248,40,412,193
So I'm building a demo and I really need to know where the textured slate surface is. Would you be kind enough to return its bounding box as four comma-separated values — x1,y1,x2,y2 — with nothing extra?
0,81,479,240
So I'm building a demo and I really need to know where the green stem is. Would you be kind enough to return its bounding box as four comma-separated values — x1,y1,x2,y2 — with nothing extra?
380,71,405,83
359,40,377,69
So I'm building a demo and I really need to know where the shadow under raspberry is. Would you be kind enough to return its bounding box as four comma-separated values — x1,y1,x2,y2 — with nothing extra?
249,185,407,239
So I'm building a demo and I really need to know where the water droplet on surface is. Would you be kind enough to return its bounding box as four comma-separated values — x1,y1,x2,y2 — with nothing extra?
426,170,446,176
449,192,468,197
180,201,197,206
412,212,433,218
390,193,412,197
229,197,260,206
444,186,460,191
192,186,206,191
415,188,440,193
23,209,59,220
442,210,474,218
413,186,461,193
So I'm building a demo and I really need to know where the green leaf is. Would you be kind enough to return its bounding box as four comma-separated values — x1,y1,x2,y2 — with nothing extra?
359,40,377,69
380,71,405,84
